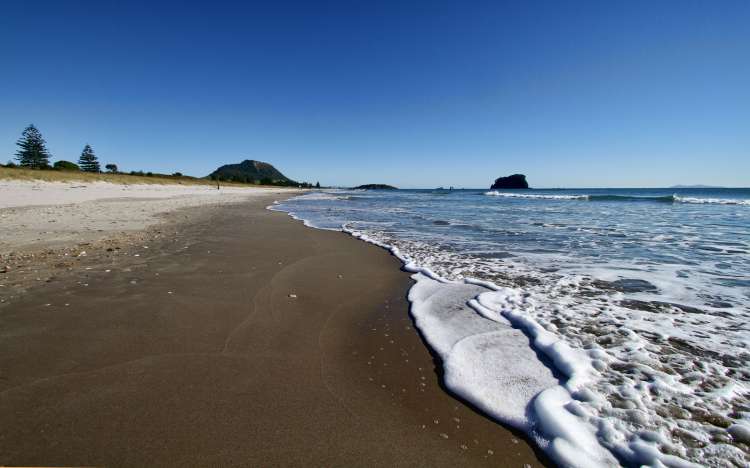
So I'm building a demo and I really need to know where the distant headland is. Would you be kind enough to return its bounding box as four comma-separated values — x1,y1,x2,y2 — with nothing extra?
352,184,398,190
490,174,529,189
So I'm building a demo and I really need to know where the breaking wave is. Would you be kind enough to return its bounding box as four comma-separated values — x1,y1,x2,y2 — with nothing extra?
485,191,750,205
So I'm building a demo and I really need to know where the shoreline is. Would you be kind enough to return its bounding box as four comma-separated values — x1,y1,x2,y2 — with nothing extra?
274,188,750,467
272,202,562,449
0,191,546,466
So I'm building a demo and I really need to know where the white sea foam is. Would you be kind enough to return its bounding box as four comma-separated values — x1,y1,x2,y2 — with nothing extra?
294,191,352,201
362,234,747,467
485,191,588,200
674,195,750,205
408,275,559,431
361,231,747,465
339,226,620,467
267,204,339,230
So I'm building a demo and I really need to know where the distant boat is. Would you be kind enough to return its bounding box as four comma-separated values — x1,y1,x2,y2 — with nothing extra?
433,186,454,195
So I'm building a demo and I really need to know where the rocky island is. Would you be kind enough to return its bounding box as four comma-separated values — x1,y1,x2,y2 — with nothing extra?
352,184,397,190
490,174,529,189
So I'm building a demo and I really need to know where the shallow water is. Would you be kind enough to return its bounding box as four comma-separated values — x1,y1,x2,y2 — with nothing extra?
272,187,750,467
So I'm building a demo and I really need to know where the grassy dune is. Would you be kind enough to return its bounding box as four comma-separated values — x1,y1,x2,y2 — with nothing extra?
0,166,255,187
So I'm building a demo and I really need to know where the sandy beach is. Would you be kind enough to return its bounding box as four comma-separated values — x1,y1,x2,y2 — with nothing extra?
0,183,545,467
0,179,285,252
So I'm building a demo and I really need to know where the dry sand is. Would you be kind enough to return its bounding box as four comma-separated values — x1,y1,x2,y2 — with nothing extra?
0,179,291,253
0,187,547,466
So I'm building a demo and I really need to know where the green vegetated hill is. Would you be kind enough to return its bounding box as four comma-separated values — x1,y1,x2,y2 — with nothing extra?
209,160,293,184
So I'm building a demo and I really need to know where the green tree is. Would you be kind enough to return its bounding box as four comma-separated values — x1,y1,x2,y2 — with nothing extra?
53,160,80,171
78,144,100,172
105,163,118,173
315,181,320,188
15,124,51,169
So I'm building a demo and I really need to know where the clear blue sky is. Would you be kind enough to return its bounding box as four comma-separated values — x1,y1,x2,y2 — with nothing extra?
1,1,748,188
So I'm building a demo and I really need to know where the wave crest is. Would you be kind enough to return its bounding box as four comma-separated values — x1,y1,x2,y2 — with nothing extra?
484,191,750,205
484,191,587,200
675,195,750,205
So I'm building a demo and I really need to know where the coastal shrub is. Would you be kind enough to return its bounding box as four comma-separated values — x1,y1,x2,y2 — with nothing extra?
105,163,117,173
15,124,51,169
172,172,183,177
78,144,101,172
53,160,80,171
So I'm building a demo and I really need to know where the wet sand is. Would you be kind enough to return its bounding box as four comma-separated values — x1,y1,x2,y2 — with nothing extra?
0,194,546,467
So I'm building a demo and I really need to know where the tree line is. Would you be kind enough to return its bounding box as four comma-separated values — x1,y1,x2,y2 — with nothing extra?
8,124,117,173
5,124,322,188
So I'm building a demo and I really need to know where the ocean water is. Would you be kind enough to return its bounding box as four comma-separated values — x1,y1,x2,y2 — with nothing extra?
270,187,750,467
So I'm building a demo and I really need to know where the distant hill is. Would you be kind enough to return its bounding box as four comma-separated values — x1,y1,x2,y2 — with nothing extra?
670,184,722,189
352,184,397,190
209,160,292,184
490,174,529,189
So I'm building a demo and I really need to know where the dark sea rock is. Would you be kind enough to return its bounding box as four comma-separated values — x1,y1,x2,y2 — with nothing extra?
490,174,529,189
595,278,658,293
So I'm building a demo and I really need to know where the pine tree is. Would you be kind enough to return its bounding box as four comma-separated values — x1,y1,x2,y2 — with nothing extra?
15,124,51,169
78,144,100,172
